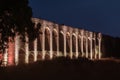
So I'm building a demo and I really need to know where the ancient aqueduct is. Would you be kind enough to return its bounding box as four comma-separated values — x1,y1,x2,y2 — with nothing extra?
1,18,102,66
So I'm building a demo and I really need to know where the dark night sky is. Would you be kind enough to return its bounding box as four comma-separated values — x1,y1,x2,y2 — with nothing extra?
29,0,120,37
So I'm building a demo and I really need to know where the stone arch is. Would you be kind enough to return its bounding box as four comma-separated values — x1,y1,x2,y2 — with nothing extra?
78,35,82,55
29,52,34,63
83,33,86,55
59,30,64,54
38,35,42,51
45,27,50,51
66,32,70,53
72,33,76,54
38,28,43,51
36,22,41,29
29,40,34,51
37,53,42,60
19,47,25,64
52,29,57,51
87,32,91,54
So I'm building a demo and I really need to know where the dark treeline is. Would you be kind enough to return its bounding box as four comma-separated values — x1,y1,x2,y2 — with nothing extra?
102,35,120,58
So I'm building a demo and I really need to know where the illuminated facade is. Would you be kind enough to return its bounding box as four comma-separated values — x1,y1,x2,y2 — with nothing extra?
1,18,102,66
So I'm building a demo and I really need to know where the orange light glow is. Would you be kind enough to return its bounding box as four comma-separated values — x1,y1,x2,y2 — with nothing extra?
8,41,15,66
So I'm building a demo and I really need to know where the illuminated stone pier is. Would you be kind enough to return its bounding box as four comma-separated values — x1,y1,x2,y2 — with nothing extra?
1,18,102,66
98,33,102,59
3,43,8,66
70,28,73,59
25,32,29,63
90,32,93,59
8,37,14,66
34,23,38,61
85,31,88,58
80,30,84,57
15,33,20,65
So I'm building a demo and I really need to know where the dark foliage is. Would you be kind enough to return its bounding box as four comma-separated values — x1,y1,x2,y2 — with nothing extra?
101,35,120,58
0,0,38,43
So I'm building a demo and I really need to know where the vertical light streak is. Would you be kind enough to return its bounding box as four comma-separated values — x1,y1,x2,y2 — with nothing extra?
34,38,37,61
90,32,93,59
98,33,102,59
75,34,78,58
64,33,67,57
42,27,45,60
57,32,59,57
81,30,84,57
25,33,29,63
50,30,53,59
70,34,73,59
85,32,88,58
8,38,14,66
15,34,20,65
3,45,8,66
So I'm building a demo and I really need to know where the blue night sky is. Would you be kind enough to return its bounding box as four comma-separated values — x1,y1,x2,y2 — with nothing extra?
29,0,120,37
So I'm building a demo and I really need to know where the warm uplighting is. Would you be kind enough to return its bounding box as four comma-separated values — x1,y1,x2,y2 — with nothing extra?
0,18,102,66
15,34,20,65
25,32,29,64
8,39,14,66
34,38,37,61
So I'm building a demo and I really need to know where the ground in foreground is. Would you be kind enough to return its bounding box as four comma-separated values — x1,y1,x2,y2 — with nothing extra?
0,57,120,80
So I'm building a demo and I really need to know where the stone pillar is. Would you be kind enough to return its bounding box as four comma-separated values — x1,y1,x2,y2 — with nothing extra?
76,35,78,58
64,33,67,57
34,38,37,61
50,30,53,59
57,31,59,57
85,31,88,58
81,30,84,57
25,32,29,63
34,23,38,61
42,27,45,60
69,28,73,59
70,34,73,59
15,33,20,65
93,33,97,59
90,32,93,59
75,30,78,58
3,44,8,66
98,33,102,59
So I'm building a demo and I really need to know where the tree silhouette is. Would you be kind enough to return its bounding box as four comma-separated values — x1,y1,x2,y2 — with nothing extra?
0,0,39,55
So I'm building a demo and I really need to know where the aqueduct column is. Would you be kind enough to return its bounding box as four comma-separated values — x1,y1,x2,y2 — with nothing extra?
25,32,29,63
81,30,84,57
93,33,97,59
89,32,93,59
3,42,8,66
70,28,73,59
98,33,102,59
34,23,38,62
15,33,20,65
75,29,78,58
62,26,67,57
85,31,88,58
57,33,59,57
34,38,37,61
64,32,67,57
56,28,59,57
42,23,45,60
50,27,53,59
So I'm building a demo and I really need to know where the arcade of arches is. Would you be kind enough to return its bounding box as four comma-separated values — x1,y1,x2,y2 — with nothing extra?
1,18,102,66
